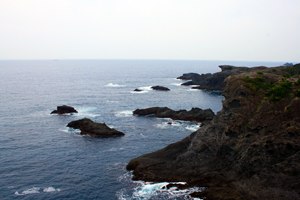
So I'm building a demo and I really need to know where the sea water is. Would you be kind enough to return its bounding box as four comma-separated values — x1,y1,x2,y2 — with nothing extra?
0,60,281,200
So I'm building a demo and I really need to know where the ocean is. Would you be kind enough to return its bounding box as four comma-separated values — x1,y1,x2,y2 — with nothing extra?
0,60,282,200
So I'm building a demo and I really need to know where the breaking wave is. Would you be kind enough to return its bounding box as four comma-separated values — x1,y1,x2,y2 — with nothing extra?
105,83,126,87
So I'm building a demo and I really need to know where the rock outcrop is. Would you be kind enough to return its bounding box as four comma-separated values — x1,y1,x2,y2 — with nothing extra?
151,86,170,91
178,65,267,91
133,88,143,92
128,65,300,200
133,107,214,122
51,105,78,114
67,118,125,137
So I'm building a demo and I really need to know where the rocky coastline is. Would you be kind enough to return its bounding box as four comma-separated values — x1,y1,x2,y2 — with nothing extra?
133,107,214,122
127,64,300,200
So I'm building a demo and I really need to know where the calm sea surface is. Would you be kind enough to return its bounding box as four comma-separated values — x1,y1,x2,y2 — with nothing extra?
0,60,281,200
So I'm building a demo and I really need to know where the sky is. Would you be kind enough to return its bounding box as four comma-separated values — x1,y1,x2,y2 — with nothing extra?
0,0,299,61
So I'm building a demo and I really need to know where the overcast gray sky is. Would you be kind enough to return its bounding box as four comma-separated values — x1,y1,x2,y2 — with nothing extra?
0,0,299,61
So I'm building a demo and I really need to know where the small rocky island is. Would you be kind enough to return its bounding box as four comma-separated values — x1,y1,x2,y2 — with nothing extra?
67,118,125,137
133,107,214,122
151,85,170,91
128,64,300,200
51,105,78,114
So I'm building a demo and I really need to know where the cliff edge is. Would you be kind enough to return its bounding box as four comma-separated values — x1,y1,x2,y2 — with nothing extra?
127,65,300,200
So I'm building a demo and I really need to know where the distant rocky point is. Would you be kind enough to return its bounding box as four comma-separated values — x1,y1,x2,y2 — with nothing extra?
51,105,78,114
67,118,125,137
178,65,267,91
151,85,170,91
133,107,214,122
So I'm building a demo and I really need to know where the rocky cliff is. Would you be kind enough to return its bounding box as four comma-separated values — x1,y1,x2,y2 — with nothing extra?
127,65,300,200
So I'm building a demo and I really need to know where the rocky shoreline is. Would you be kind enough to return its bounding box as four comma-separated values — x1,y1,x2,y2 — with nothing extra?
133,107,214,122
127,64,300,200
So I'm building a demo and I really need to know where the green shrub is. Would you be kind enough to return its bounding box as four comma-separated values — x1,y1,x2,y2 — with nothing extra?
244,76,272,91
267,80,292,101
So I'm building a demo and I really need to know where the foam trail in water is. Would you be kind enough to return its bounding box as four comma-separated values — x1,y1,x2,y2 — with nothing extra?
75,107,101,118
105,83,126,87
15,187,40,196
185,124,201,132
170,83,182,86
43,187,61,193
115,110,133,117
15,186,61,196
155,121,181,129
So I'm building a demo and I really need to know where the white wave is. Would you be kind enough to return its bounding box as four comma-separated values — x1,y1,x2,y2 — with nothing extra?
115,110,133,117
15,186,61,196
133,182,169,198
130,90,149,94
138,86,153,91
105,83,126,87
170,83,181,86
132,181,204,200
43,187,61,193
75,107,101,118
59,127,81,134
130,86,153,94
15,187,40,196
155,120,181,129
104,147,125,152
187,88,199,92
185,124,201,132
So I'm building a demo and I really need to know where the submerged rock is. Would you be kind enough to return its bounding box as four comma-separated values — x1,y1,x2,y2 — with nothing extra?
133,107,214,122
67,118,125,137
51,105,78,114
128,65,300,200
151,86,170,91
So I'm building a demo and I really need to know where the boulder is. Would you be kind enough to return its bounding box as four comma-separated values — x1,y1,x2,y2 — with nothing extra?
151,86,170,91
67,118,125,137
51,105,78,114
133,107,214,122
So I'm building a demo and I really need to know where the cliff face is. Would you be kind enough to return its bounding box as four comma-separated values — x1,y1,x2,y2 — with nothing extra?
127,65,300,200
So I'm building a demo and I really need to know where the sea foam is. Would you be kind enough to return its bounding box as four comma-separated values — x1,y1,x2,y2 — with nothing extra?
130,86,152,94
105,83,126,87
115,110,133,117
15,186,61,196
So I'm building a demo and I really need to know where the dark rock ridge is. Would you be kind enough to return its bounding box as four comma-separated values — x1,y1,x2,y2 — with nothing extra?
51,105,78,114
178,65,267,91
133,107,214,122
133,88,143,92
128,64,300,200
151,85,170,91
67,118,125,137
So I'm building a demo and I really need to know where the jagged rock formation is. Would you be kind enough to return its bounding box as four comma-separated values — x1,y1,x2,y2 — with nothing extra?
133,107,214,122
51,105,78,114
128,65,300,200
178,65,267,91
67,118,125,137
151,85,170,91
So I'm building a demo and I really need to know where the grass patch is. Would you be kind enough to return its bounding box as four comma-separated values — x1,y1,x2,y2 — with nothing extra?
267,80,292,101
244,76,293,101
